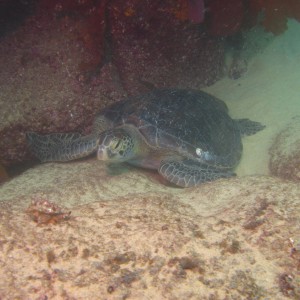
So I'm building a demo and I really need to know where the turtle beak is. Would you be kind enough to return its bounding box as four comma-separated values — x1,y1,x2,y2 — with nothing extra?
97,132,113,161
97,145,109,161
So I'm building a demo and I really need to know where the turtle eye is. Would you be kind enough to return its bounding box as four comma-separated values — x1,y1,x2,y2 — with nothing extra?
112,138,121,150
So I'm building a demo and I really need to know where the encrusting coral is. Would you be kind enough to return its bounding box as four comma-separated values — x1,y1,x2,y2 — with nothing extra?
26,197,71,225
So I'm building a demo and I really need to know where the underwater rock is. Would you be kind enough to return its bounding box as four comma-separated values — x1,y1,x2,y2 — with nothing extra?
0,6,125,167
0,160,300,298
227,57,248,80
109,0,225,95
207,0,244,36
269,117,300,182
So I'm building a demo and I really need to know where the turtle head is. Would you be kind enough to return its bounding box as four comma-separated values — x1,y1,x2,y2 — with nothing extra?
97,129,135,162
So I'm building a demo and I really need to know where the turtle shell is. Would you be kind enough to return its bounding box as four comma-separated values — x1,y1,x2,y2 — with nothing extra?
98,89,243,169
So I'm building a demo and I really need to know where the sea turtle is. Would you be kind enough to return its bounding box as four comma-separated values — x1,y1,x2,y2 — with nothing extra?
26,89,265,187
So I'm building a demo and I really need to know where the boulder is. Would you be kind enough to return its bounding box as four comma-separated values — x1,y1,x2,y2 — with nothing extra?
269,117,300,182
0,160,300,299
0,8,125,167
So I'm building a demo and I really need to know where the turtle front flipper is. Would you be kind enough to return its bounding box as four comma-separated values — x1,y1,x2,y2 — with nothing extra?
235,119,265,136
26,132,99,162
158,160,235,188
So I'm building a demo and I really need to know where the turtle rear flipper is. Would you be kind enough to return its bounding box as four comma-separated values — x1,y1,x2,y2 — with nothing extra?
26,132,99,162
235,119,265,136
158,160,235,188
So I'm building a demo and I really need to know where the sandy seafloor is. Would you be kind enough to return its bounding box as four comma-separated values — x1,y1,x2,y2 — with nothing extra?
0,20,300,300
206,19,300,177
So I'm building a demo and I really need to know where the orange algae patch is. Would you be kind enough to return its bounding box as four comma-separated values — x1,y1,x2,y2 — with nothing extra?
124,6,135,17
249,0,300,35
172,0,189,22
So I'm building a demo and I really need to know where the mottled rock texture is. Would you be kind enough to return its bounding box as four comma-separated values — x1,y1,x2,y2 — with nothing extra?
0,161,300,299
269,117,300,182
0,11,124,167
108,0,225,94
